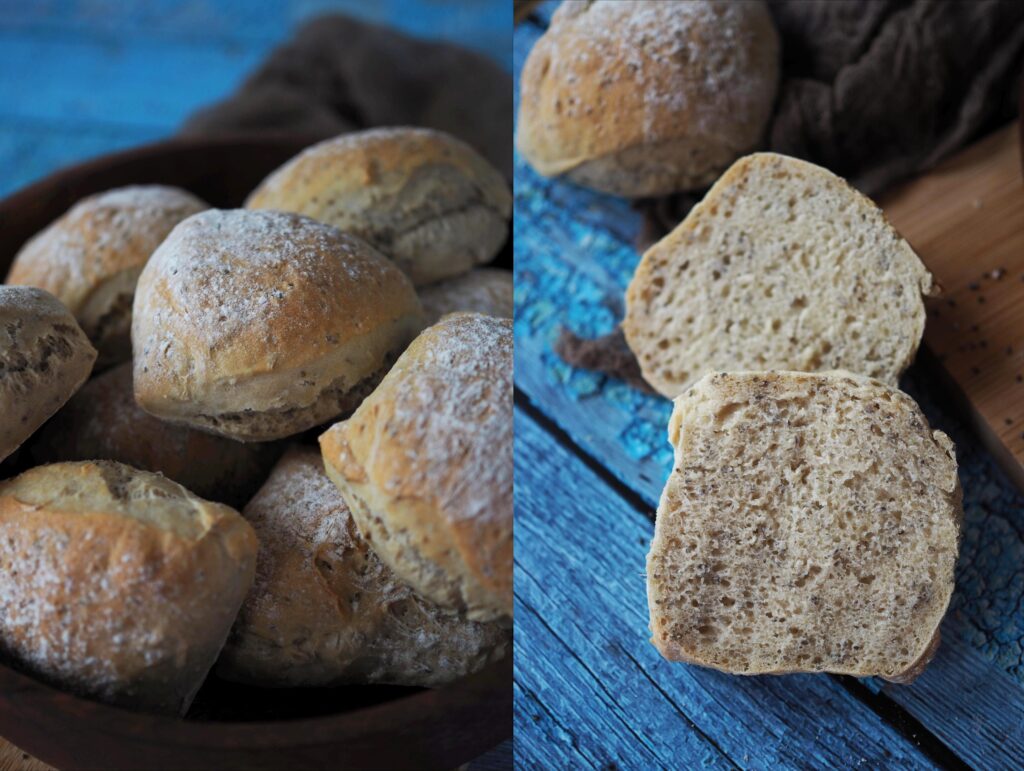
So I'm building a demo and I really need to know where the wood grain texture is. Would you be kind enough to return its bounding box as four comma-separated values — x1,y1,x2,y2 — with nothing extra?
880,627,1024,769
514,408,940,771
0,741,50,771
881,123,1024,489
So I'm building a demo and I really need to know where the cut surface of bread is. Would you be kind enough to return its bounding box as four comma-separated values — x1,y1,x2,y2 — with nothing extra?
647,371,961,681
624,153,935,397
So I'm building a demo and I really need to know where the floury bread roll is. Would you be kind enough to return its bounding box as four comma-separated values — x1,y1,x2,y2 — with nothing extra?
624,153,935,397
132,209,423,442
0,287,97,464
6,186,208,364
0,461,257,714
418,268,513,325
30,363,280,508
320,313,513,622
245,128,512,286
647,371,961,681
516,1,779,197
218,447,510,687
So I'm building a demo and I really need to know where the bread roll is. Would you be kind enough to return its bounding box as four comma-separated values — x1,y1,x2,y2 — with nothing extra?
0,461,257,714
516,0,780,197
30,363,280,507
0,287,97,464
245,128,511,286
132,209,423,442
218,447,510,687
320,313,512,622
647,371,961,681
418,268,513,325
624,153,935,397
6,186,208,365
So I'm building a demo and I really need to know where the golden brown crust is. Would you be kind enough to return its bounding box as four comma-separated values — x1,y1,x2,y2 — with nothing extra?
0,287,97,463
245,128,511,286
6,186,208,364
319,313,512,621
516,0,779,197
218,447,509,687
0,461,257,714
29,363,280,508
132,209,423,441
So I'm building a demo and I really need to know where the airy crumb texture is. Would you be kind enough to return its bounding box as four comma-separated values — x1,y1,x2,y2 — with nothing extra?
624,153,935,397
218,448,509,688
647,371,962,681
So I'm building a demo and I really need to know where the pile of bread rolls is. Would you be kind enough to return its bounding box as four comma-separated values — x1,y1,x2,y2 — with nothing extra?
0,127,513,715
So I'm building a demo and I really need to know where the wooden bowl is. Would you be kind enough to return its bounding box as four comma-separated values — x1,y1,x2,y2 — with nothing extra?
0,134,512,771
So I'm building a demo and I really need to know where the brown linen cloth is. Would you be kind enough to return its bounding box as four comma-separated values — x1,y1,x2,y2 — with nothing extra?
558,0,1024,384
180,14,512,179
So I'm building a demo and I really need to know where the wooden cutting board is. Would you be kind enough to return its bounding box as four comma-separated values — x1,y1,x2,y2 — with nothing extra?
881,122,1024,489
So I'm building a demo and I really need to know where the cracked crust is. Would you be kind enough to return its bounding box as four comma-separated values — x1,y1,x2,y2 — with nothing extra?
5,186,208,365
319,313,513,622
0,461,257,714
516,0,779,197
132,210,423,442
246,127,511,286
218,448,510,687
0,287,97,463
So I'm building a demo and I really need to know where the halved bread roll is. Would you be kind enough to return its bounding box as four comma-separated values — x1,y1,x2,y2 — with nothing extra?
218,447,509,687
647,371,962,681
0,461,257,713
624,153,935,397
319,313,512,622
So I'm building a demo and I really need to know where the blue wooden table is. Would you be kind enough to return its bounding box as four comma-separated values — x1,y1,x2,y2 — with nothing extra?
0,0,511,199
513,4,1024,769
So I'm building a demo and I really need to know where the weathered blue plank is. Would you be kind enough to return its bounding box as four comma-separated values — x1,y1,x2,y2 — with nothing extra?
0,0,510,199
0,32,266,129
514,407,940,770
881,627,1024,769
0,121,165,198
0,0,512,70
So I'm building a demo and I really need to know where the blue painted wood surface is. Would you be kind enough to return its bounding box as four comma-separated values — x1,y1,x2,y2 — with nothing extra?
515,408,940,770
0,0,510,198
514,9,1024,769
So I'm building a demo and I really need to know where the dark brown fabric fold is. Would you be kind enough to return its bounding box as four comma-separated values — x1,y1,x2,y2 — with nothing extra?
180,14,512,178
